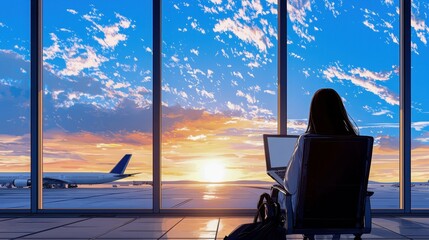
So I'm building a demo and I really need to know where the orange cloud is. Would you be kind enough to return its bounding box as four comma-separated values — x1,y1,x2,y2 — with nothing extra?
1,112,429,183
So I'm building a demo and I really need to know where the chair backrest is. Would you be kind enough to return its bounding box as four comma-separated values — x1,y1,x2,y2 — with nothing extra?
294,135,373,230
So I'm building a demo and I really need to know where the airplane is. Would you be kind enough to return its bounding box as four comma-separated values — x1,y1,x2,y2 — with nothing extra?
0,154,138,189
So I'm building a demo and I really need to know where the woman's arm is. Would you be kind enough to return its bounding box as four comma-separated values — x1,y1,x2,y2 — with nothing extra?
283,135,304,194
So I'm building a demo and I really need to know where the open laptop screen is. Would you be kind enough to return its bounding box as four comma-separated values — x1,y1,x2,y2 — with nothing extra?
264,135,299,169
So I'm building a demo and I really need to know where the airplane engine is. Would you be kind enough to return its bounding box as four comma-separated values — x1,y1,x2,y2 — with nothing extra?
13,179,31,188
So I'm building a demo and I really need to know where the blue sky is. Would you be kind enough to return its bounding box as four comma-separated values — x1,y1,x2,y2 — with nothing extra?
0,0,429,182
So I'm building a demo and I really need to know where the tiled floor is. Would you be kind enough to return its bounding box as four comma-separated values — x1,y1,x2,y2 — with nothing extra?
0,216,428,239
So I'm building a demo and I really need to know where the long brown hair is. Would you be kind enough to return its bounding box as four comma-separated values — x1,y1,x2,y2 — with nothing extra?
306,88,358,135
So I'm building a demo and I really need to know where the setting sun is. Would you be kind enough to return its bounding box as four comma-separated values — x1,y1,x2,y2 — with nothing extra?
201,161,226,183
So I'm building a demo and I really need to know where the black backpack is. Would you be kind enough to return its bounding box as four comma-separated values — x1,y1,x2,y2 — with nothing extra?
224,192,286,240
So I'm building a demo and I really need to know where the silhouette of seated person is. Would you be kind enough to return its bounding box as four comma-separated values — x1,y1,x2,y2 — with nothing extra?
277,88,372,239
283,88,359,212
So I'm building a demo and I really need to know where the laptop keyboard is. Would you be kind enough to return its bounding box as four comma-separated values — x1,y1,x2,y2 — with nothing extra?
275,169,286,179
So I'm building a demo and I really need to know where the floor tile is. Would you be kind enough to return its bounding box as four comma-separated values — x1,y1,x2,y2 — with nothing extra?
401,217,429,226
1,216,428,239
216,217,252,238
97,230,165,239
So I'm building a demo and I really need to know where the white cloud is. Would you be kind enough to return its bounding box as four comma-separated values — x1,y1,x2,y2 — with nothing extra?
302,70,310,78
227,101,245,113
363,20,379,32
203,6,219,14
389,32,399,44
248,61,261,68
190,49,199,56
213,18,273,52
384,0,393,5
67,9,78,15
143,76,151,82
247,105,272,117
211,0,222,4
416,32,427,45
324,0,340,18
221,49,229,58
383,20,393,29
197,88,215,99
287,119,309,132
207,69,214,78
349,67,391,81
372,109,393,118
290,52,304,61
112,82,131,89
232,71,244,79
287,0,317,42
83,13,131,49
323,65,399,106
411,41,419,54
264,90,275,95
171,55,180,63
415,137,429,143
236,90,256,104
187,134,207,141
59,28,72,32
412,121,429,131
292,25,315,42
162,84,171,93
43,33,61,60
59,46,108,76
236,90,245,97
190,19,206,34
411,14,429,45
287,0,312,26
250,0,263,16
0,22,6,28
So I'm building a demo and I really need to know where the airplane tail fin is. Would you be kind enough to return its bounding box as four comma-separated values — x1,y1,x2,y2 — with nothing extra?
110,154,132,174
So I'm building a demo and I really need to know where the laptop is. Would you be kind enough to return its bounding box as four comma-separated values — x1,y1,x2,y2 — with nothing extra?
263,134,299,185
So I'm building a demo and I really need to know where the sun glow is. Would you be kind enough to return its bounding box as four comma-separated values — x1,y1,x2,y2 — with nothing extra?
201,160,226,182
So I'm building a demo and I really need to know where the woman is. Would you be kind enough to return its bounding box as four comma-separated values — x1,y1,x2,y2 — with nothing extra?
283,88,358,211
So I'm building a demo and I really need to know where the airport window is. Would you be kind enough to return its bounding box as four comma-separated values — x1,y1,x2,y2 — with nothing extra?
286,0,400,208
411,0,429,209
0,0,31,209
161,0,278,208
42,0,153,209
0,0,426,213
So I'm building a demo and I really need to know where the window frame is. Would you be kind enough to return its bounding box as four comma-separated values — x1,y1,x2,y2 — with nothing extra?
0,0,421,215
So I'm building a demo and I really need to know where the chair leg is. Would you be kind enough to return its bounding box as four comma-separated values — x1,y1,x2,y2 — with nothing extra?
354,234,362,240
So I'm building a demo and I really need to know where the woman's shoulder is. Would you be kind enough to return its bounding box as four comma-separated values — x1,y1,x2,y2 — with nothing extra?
299,133,318,138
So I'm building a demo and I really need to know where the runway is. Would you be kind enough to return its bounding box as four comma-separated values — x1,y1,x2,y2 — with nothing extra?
0,183,428,209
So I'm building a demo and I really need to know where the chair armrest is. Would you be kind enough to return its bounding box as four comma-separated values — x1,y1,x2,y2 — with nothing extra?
363,192,373,233
271,184,292,196
271,184,294,233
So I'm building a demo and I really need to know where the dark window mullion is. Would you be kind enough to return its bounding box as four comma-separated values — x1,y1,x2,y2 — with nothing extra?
30,0,43,212
152,0,162,213
399,0,411,213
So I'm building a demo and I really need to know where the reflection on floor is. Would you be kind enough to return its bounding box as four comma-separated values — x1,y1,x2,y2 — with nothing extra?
0,216,428,239
3,182,429,209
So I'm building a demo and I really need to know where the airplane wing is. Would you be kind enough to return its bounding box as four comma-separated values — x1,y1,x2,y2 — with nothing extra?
114,172,141,178
43,177,72,185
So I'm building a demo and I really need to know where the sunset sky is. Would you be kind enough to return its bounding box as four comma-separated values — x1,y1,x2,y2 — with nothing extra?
0,0,428,184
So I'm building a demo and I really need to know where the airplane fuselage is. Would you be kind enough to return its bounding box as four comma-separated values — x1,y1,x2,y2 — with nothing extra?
0,172,128,187
0,154,134,188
